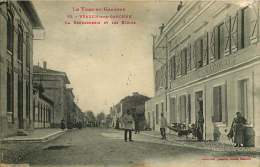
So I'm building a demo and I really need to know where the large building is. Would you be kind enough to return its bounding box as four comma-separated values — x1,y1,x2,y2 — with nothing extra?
33,63,70,127
145,1,260,147
111,92,150,130
33,83,54,128
0,1,43,137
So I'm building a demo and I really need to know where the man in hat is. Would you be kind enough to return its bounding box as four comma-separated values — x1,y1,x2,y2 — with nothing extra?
123,110,134,142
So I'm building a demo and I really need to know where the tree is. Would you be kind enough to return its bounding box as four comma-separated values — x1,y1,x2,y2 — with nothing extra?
96,112,105,127
86,110,96,126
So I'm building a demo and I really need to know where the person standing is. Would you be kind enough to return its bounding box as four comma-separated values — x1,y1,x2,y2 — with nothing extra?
123,110,134,142
228,112,247,147
160,113,167,140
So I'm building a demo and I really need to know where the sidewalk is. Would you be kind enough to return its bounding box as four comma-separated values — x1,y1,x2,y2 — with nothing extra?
141,130,260,153
1,128,65,143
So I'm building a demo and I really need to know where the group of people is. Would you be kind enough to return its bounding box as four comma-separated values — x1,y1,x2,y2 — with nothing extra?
122,109,248,147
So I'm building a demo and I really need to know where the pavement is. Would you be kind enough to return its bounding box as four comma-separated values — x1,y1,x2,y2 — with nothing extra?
141,130,260,153
1,128,66,143
1,128,260,167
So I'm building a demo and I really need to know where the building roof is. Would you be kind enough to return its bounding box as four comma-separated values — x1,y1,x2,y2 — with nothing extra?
33,65,70,84
18,1,44,29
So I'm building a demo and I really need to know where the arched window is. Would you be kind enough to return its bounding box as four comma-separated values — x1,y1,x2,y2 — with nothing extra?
7,11,13,52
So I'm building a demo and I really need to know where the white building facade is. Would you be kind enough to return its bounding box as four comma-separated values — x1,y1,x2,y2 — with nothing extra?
145,0,260,147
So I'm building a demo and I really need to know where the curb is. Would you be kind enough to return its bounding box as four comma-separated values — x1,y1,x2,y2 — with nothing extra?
141,132,259,153
1,130,66,143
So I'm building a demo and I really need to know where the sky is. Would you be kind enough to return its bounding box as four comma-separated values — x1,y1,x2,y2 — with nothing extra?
32,0,178,114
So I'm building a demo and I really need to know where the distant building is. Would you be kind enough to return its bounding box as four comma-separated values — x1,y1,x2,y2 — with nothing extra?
33,63,70,127
33,83,54,128
0,1,43,138
111,92,150,130
146,1,260,147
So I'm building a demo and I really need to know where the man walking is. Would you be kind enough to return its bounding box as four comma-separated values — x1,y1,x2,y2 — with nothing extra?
123,110,134,142
160,113,167,140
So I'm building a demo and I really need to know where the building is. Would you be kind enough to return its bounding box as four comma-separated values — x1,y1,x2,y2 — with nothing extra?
112,92,150,130
33,83,54,128
33,62,70,127
0,1,43,137
145,1,260,147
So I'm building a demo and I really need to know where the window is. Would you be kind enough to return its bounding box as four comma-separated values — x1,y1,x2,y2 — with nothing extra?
156,104,159,124
213,85,226,122
7,11,13,52
179,95,186,123
18,26,23,62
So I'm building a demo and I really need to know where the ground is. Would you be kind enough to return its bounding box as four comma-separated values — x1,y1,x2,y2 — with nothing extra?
1,128,260,167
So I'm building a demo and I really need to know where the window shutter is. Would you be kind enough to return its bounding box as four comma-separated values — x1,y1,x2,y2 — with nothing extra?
244,7,251,47
173,56,176,80
176,49,182,77
249,5,258,44
224,16,231,56
169,57,173,80
214,27,219,60
190,43,196,70
231,13,238,52
209,29,215,62
193,41,198,69
186,44,191,72
237,9,243,50
203,33,208,66
180,50,184,75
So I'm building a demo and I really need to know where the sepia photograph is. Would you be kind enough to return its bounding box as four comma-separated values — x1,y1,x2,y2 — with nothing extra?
0,0,260,167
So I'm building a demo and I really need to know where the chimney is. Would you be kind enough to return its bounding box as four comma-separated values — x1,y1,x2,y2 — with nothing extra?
43,61,47,69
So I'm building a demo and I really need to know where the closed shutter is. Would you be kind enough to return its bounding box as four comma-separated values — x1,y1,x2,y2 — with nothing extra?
181,48,187,75
193,41,198,69
213,86,222,122
224,16,231,56
169,57,173,80
186,44,191,72
173,56,176,80
237,9,243,49
197,39,203,68
209,28,216,62
214,27,219,60
203,33,208,66
244,7,251,47
249,5,258,44
176,49,182,77
190,43,196,70
231,13,238,52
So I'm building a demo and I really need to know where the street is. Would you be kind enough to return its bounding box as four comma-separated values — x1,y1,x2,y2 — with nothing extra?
3,128,257,167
